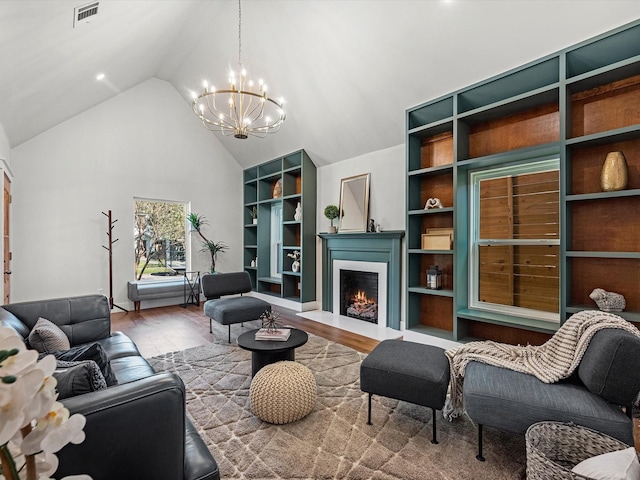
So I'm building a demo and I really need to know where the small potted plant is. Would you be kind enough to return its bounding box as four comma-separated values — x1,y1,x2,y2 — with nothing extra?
251,206,258,224
287,250,301,272
324,205,339,233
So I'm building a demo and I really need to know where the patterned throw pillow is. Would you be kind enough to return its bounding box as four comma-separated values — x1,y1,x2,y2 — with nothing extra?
28,317,71,353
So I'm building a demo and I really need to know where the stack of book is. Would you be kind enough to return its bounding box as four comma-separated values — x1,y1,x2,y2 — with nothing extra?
255,328,291,341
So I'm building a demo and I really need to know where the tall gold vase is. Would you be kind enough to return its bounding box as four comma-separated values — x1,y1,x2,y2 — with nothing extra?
600,151,628,192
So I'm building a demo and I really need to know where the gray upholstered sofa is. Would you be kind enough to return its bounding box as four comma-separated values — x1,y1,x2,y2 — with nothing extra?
464,328,640,460
0,294,219,480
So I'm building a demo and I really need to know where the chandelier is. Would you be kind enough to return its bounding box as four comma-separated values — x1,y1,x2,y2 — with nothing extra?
191,0,286,139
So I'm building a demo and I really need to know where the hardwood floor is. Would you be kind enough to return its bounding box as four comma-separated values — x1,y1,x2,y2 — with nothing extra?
111,303,380,358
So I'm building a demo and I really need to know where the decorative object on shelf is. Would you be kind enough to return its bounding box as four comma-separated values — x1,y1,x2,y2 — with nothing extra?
600,151,628,192
272,178,282,198
0,328,90,480
288,250,301,273
250,258,256,267
324,204,339,233
589,288,626,312
187,213,229,273
339,173,370,233
190,0,285,139
425,197,443,209
421,228,453,250
368,219,376,233
294,202,302,221
426,265,443,290
259,309,282,332
251,206,258,224
376,223,382,233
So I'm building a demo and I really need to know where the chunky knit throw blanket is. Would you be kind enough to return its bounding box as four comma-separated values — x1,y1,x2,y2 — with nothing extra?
442,310,640,421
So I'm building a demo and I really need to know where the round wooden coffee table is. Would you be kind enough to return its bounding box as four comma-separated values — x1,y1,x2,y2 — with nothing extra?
237,328,308,377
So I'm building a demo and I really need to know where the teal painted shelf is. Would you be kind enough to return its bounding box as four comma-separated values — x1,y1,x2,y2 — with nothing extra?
244,149,316,305
565,189,640,202
408,287,454,297
565,251,640,259
406,19,640,343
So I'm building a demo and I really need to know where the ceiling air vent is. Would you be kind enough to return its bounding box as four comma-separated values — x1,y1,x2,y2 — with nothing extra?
73,2,100,28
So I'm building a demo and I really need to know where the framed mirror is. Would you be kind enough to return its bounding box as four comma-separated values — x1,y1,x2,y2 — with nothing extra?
338,173,370,233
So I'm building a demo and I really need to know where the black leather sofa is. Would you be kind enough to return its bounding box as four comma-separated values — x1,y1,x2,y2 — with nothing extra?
0,294,219,480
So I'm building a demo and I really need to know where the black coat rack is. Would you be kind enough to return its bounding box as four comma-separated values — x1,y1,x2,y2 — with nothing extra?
102,210,128,312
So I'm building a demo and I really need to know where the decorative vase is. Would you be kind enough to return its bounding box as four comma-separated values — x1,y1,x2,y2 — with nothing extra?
600,151,628,192
292,260,300,273
252,218,258,225
329,225,337,234
294,202,302,221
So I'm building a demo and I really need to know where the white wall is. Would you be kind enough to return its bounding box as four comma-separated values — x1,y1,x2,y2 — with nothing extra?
315,144,406,321
10,78,242,307
0,122,10,167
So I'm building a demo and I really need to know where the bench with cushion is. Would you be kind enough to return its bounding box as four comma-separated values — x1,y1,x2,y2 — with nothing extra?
202,271,271,342
127,277,200,312
360,339,450,444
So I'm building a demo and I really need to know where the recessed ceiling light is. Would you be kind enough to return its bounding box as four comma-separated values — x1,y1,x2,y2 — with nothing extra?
96,73,105,81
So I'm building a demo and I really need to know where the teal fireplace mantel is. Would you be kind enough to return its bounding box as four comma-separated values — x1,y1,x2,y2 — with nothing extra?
318,231,404,330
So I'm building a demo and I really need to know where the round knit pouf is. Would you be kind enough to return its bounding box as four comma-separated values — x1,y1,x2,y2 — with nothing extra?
250,361,317,424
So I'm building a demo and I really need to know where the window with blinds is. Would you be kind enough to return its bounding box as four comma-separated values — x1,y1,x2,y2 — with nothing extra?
469,158,560,322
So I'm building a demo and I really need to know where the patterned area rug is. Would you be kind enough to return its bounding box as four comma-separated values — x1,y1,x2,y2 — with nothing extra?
148,323,525,479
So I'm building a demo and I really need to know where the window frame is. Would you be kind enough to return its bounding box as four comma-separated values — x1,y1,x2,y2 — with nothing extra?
468,157,561,323
133,197,191,282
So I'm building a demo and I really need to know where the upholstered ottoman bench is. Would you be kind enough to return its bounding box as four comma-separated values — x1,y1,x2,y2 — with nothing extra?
250,361,317,424
360,339,450,444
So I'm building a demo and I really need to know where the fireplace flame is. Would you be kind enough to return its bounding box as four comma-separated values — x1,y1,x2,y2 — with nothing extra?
347,289,377,320
353,290,372,305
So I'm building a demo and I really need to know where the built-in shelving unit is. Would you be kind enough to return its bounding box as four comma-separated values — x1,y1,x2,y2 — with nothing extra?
243,150,317,309
406,20,640,344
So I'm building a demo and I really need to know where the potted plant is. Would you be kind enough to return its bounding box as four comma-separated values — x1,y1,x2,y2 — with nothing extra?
287,250,301,272
324,205,339,233
187,213,229,273
250,206,258,224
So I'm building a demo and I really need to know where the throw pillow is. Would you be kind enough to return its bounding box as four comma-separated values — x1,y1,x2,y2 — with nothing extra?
48,343,118,386
28,317,71,353
53,360,108,400
572,447,640,480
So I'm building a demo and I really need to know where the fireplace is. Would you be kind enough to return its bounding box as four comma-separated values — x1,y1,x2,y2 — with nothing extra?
313,231,403,337
333,259,387,328
340,270,379,323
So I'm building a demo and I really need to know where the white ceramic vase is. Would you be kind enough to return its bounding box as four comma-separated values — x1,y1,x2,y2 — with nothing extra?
294,202,302,221
292,261,300,273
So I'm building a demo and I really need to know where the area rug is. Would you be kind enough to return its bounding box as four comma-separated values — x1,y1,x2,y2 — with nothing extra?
148,323,526,479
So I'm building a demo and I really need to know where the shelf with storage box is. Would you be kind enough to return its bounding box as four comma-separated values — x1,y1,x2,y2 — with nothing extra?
406,19,640,344
242,150,316,310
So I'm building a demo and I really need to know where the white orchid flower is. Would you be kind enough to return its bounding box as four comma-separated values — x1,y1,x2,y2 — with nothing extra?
23,355,58,422
0,328,90,480
22,403,86,455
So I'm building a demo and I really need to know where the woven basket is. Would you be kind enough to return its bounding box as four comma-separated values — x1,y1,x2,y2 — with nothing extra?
250,361,317,424
526,422,633,479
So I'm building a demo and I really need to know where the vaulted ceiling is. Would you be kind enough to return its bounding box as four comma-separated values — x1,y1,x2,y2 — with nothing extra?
2,1,640,168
